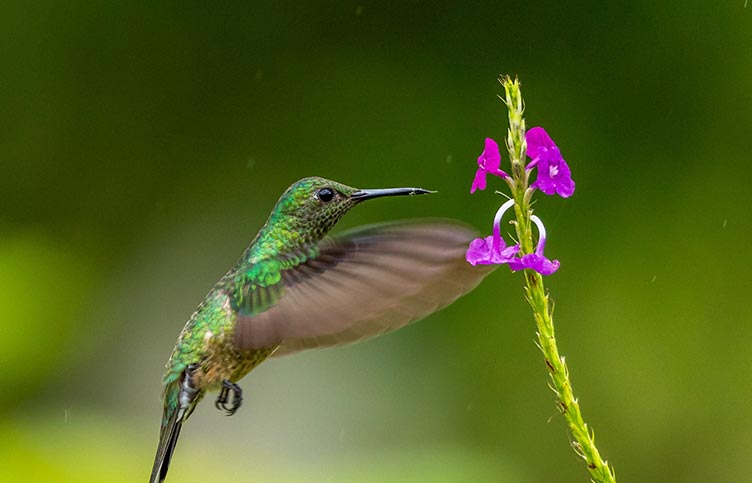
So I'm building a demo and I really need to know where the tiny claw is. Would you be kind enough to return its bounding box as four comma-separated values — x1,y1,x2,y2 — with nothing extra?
215,392,226,412
214,380,243,416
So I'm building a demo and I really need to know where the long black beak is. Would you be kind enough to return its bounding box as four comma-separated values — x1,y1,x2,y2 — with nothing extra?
350,187,435,201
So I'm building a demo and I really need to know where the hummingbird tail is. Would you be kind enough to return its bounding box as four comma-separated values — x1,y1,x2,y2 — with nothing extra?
149,403,183,483
150,367,201,483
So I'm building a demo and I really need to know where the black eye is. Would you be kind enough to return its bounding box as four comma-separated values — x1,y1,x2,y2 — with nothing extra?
316,188,335,202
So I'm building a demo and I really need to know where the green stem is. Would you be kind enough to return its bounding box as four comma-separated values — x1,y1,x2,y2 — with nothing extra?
500,75,616,483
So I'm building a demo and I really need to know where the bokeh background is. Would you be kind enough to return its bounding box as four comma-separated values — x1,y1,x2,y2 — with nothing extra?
1,2,750,482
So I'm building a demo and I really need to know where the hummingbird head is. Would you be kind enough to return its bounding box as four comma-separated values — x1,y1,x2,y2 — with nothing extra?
272,176,434,243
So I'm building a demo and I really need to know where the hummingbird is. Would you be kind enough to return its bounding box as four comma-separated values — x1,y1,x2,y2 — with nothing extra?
149,176,493,482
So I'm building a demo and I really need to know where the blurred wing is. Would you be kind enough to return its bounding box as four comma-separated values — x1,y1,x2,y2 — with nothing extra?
233,220,494,356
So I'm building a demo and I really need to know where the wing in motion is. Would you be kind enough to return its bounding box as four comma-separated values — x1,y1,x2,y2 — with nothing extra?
233,220,494,356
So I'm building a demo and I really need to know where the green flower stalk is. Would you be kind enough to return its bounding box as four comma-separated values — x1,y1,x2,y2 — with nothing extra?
467,75,616,482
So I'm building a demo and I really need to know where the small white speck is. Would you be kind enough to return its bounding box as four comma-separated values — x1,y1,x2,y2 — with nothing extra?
204,331,214,341
651,275,657,283
722,219,727,229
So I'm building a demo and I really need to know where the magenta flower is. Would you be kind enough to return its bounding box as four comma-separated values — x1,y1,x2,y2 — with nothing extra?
466,199,519,265
525,127,575,198
466,200,560,276
508,215,560,275
508,238,560,275
466,235,520,266
470,138,509,194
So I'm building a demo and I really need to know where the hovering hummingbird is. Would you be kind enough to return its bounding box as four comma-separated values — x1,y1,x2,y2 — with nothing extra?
149,176,492,482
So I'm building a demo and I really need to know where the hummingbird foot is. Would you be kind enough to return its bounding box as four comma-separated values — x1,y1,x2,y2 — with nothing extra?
215,380,242,416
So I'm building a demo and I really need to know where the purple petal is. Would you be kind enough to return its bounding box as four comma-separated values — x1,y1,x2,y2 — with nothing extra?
474,138,508,182
465,235,520,266
508,257,525,272
479,138,501,171
470,168,487,194
553,160,575,197
530,145,575,198
507,234,560,275
525,253,560,275
495,243,521,263
531,161,557,195
531,172,557,195
508,253,560,275
525,127,556,160
466,237,491,266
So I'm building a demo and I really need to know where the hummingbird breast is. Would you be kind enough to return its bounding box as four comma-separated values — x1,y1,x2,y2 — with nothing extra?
169,288,278,392
191,341,276,391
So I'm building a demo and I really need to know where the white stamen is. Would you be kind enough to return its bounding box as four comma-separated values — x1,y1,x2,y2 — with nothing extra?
549,165,559,177
531,215,547,245
493,199,516,236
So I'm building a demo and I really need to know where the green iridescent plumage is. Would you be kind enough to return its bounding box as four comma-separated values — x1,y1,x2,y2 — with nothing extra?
149,177,494,482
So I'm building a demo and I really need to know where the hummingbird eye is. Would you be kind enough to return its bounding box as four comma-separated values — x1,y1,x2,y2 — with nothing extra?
316,188,335,203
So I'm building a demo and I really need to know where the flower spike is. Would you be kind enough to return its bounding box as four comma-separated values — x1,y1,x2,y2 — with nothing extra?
464,78,616,481
525,127,575,198
470,138,509,194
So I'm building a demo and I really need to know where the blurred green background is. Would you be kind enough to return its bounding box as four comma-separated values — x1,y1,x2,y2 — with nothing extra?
1,2,750,482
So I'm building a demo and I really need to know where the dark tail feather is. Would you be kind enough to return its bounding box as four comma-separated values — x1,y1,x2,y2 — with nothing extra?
149,406,183,483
